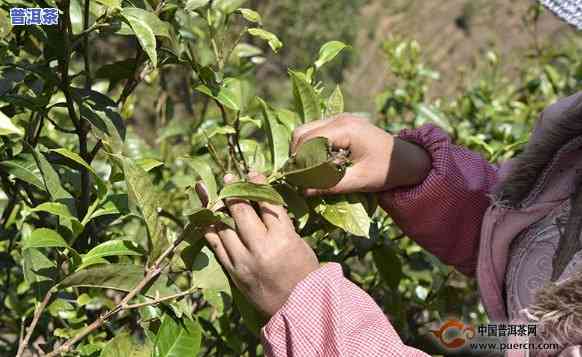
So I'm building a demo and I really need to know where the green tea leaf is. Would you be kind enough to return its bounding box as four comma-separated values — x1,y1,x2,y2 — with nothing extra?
231,284,266,336
30,202,77,221
22,248,56,298
154,315,202,357
191,247,230,293
185,0,210,11
275,183,309,230
314,194,371,238
122,157,166,260
50,148,107,197
0,111,22,136
22,228,69,250
219,182,284,205
247,28,282,53
414,103,452,133
237,8,261,24
282,137,344,189
59,264,179,298
121,8,170,38
373,243,402,290
195,78,241,111
258,98,290,172
187,208,221,227
100,333,152,357
33,149,74,202
136,158,164,172
74,88,126,154
325,85,344,116
95,0,120,7
314,41,348,69
0,155,45,191
122,11,157,67
289,70,320,123
186,157,218,202
83,240,144,262
214,0,247,14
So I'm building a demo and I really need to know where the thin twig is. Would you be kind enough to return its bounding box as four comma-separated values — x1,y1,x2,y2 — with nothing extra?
45,234,186,356
15,290,53,357
215,100,245,177
45,115,77,134
88,140,102,163
122,289,195,310
234,112,249,172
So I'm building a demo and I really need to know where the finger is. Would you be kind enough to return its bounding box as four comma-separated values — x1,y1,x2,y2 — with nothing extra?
223,174,267,247
214,223,251,264
293,120,351,155
291,118,334,152
204,227,234,271
248,172,293,231
303,162,365,196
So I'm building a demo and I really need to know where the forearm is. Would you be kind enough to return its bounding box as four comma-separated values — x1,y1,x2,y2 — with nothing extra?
385,137,432,190
379,124,498,275
262,263,429,357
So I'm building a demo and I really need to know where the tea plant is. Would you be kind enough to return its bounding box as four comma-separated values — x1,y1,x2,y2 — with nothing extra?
0,0,382,355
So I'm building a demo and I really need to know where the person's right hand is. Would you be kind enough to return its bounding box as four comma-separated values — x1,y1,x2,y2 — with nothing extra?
291,114,431,195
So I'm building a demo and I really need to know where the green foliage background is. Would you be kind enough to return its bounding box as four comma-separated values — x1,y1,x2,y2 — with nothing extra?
0,0,580,356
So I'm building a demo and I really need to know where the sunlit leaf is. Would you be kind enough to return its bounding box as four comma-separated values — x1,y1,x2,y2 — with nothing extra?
237,8,261,24
83,240,144,262
314,41,348,69
122,157,166,260
186,157,218,202
22,228,69,250
289,70,320,123
0,111,23,136
314,194,371,238
121,11,158,67
258,98,290,172
185,0,210,11
325,85,344,116
154,315,202,357
100,332,152,357
195,78,242,111
121,8,170,38
247,28,282,53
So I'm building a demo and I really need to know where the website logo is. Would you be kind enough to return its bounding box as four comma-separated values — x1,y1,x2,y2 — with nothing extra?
430,319,476,349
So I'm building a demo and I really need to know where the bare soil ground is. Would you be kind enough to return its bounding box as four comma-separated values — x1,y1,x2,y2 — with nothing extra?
343,0,575,112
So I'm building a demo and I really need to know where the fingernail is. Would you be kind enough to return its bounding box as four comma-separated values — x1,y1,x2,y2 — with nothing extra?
224,173,236,183
248,171,260,178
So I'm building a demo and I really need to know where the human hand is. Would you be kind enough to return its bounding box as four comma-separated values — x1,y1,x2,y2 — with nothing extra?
202,173,320,318
291,114,431,195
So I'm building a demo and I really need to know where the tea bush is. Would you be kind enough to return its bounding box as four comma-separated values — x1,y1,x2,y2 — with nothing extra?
0,0,581,356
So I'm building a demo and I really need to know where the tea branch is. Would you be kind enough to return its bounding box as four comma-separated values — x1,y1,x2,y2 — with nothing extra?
215,100,248,177
45,233,189,357
15,290,53,357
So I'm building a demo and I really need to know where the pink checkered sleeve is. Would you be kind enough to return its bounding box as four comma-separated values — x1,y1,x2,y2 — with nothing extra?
261,263,430,357
380,124,498,276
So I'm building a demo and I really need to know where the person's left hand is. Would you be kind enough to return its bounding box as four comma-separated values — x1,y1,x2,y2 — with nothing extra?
202,172,320,318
